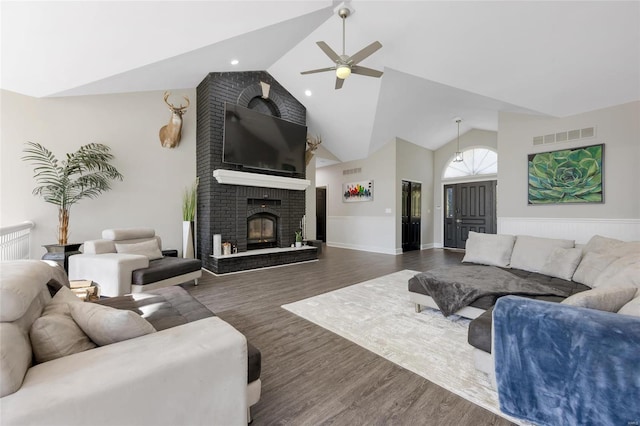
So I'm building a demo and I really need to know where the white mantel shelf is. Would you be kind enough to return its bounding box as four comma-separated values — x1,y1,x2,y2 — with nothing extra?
213,169,310,191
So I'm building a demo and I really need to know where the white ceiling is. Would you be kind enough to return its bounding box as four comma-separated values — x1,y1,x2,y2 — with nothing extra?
2,1,639,163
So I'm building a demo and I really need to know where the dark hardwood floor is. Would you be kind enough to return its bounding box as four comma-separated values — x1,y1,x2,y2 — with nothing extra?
185,246,514,426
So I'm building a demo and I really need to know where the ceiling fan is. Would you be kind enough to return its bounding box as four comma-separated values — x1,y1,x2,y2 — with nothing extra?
300,7,383,90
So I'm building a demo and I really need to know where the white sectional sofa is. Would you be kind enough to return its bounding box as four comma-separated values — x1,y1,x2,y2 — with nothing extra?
0,260,249,425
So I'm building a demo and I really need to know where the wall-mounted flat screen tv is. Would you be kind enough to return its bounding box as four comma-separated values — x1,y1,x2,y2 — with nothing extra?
222,103,307,175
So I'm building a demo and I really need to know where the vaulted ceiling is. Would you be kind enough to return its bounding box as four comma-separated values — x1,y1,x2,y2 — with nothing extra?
2,1,639,164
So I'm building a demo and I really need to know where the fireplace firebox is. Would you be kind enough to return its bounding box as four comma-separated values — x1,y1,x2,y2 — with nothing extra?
247,213,277,250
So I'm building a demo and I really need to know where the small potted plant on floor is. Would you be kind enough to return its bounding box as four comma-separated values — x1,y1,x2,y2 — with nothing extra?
22,142,123,269
182,178,198,258
295,230,303,248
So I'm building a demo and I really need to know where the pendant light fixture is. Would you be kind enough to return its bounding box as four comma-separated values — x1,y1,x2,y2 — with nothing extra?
453,117,464,162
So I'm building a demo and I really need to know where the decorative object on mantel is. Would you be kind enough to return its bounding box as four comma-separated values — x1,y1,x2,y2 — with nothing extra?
528,143,604,205
305,134,322,165
22,142,123,270
213,234,222,256
260,81,270,99
159,91,189,148
300,7,383,90
343,180,373,202
182,178,198,258
222,242,232,256
295,230,303,248
453,117,464,162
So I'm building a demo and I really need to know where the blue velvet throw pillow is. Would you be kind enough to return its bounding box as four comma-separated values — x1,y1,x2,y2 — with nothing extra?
493,296,640,426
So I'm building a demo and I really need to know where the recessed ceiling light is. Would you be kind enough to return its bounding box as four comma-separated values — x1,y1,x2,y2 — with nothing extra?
230,59,239,65
304,90,312,96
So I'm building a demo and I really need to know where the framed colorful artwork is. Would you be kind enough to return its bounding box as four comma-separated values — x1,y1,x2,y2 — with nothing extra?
343,180,373,202
528,143,604,205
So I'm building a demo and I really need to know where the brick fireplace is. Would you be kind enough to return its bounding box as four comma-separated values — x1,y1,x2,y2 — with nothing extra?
196,71,317,273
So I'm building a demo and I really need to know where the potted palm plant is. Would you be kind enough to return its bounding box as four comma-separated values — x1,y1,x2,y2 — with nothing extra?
182,178,198,258
22,142,123,268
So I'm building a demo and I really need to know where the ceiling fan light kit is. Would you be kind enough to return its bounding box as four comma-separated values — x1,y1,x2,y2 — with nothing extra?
300,7,383,89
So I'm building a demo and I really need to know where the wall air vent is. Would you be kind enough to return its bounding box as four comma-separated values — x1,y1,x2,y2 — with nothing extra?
343,167,362,175
532,127,596,146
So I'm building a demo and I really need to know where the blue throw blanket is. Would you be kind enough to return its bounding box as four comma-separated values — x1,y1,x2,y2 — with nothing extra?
493,296,640,426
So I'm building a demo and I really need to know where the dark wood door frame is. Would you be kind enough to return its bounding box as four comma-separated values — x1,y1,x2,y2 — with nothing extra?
402,180,422,252
316,187,327,243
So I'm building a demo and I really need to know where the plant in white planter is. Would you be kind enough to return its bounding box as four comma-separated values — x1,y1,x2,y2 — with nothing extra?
295,230,303,248
182,179,198,258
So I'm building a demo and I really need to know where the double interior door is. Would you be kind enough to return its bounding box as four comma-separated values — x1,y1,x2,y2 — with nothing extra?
402,181,421,252
444,180,497,249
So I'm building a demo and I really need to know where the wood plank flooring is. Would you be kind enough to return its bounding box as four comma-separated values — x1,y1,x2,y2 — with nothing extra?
185,246,514,426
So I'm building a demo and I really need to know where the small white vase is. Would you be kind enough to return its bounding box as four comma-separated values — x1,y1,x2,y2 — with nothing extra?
182,221,195,258
295,241,302,248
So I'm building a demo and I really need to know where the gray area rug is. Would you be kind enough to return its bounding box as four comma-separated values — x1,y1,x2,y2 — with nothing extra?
282,269,525,425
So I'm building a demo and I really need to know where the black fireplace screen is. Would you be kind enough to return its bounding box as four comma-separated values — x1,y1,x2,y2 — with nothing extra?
247,214,277,246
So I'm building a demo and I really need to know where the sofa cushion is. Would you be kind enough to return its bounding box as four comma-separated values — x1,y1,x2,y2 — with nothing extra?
103,228,156,241
510,236,574,273
0,322,32,397
618,296,640,317
561,285,637,312
70,302,156,346
593,254,640,288
572,251,619,288
0,260,52,322
132,257,202,285
30,286,96,363
462,232,516,267
115,239,163,260
582,235,625,255
539,247,583,281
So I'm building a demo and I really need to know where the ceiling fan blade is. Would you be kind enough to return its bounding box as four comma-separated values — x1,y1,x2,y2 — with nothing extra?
300,67,336,75
351,66,384,78
349,41,382,65
317,41,341,63
335,77,345,90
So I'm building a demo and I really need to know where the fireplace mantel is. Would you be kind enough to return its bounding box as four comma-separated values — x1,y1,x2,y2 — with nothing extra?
213,169,310,191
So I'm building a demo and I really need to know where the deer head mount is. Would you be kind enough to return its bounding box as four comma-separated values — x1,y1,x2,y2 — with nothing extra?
305,134,322,165
159,91,190,148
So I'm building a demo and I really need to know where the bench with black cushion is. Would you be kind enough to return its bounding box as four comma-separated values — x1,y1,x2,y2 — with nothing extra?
131,257,202,286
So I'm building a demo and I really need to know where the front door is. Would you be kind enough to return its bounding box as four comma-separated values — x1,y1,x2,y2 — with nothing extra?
444,180,496,249
402,181,421,252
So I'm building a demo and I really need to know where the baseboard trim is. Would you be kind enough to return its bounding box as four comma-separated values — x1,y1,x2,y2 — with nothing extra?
327,242,401,255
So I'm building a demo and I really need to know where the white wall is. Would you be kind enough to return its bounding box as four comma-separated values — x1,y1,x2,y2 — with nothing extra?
395,138,435,249
0,89,197,259
497,101,640,243
432,129,498,247
316,140,397,254
304,154,317,240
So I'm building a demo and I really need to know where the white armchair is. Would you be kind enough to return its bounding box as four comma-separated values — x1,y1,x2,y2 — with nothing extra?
69,228,202,297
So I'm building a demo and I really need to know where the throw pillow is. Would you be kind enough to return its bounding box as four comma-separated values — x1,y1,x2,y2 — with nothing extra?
30,286,96,363
618,296,640,317
509,235,574,273
115,239,163,260
69,302,156,346
582,235,624,255
593,254,640,289
462,232,516,267
561,286,638,312
572,251,619,288
539,247,583,281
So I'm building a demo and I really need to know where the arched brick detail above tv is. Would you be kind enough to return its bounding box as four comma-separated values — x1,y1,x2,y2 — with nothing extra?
237,83,289,120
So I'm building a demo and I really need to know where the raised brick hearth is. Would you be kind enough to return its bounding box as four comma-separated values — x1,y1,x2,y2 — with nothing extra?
196,71,316,273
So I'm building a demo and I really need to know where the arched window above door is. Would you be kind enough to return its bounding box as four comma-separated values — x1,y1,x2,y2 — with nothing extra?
443,148,497,179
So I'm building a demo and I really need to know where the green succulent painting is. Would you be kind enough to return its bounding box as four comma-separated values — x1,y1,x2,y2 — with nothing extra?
528,144,603,204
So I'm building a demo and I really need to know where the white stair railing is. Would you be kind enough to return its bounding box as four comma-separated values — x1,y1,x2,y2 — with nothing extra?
0,221,35,261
